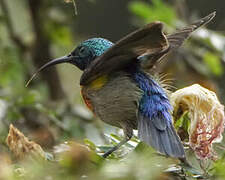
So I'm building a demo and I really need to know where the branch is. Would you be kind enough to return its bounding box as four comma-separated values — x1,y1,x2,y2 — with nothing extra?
27,0,66,100
0,0,27,52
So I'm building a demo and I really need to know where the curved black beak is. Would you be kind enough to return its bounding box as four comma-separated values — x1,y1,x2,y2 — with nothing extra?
26,55,73,87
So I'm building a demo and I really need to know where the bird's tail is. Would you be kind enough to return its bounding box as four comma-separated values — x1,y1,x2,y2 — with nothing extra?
138,114,185,158
167,11,216,49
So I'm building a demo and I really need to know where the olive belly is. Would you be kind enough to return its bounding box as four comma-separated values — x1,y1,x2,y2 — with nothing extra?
81,72,143,130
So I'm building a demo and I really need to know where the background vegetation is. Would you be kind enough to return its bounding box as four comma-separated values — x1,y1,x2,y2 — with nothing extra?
0,0,225,179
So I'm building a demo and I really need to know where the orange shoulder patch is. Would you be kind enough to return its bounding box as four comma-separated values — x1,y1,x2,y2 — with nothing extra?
89,75,108,90
81,88,94,113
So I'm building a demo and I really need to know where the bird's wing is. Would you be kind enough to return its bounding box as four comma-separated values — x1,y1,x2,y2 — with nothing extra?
138,11,216,69
80,22,169,85
167,11,216,50
80,12,216,85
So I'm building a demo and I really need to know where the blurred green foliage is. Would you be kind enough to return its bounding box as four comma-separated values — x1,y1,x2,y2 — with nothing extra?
174,111,190,140
129,0,177,26
203,52,223,76
0,47,25,89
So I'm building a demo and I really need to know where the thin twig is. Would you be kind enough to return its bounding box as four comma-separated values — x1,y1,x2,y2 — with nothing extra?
65,0,77,16
72,0,78,16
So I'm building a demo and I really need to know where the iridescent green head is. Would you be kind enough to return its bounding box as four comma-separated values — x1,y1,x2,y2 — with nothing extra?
71,38,114,70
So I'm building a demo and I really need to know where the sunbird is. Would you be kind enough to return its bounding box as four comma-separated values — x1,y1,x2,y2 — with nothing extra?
27,12,215,158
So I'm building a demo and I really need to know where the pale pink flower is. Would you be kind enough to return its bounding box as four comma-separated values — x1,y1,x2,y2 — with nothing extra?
171,84,225,159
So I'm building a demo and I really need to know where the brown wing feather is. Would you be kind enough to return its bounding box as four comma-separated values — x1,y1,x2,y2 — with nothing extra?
167,11,216,49
80,12,216,85
80,22,169,85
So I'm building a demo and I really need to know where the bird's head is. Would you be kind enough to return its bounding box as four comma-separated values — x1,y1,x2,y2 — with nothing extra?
70,38,113,70
26,38,113,86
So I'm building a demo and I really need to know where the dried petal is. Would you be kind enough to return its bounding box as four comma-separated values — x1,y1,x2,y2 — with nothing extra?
6,124,46,160
171,84,225,159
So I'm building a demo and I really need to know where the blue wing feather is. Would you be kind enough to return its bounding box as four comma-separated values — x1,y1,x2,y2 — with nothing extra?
132,69,185,158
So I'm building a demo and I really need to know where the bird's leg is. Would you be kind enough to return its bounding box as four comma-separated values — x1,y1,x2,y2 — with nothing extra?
102,137,131,158
102,127,133,158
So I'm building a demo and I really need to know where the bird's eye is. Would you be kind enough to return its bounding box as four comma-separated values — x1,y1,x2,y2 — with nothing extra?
79,47,86,54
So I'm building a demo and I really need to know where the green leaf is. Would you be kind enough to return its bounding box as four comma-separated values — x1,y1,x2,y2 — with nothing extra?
175,111,190,132
97,145,114,153
129,0,177,26
17,90,41,106
128,1,152,19
46,22,73,48
89,151,104,166
134,141,156,154
175,114,184,130
84,138,96,151
110,134,122,142
203,52,223,76
183,113,191,133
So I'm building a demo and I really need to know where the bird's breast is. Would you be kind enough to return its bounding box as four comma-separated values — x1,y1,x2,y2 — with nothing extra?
81,75,109,113
80,71,143,129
